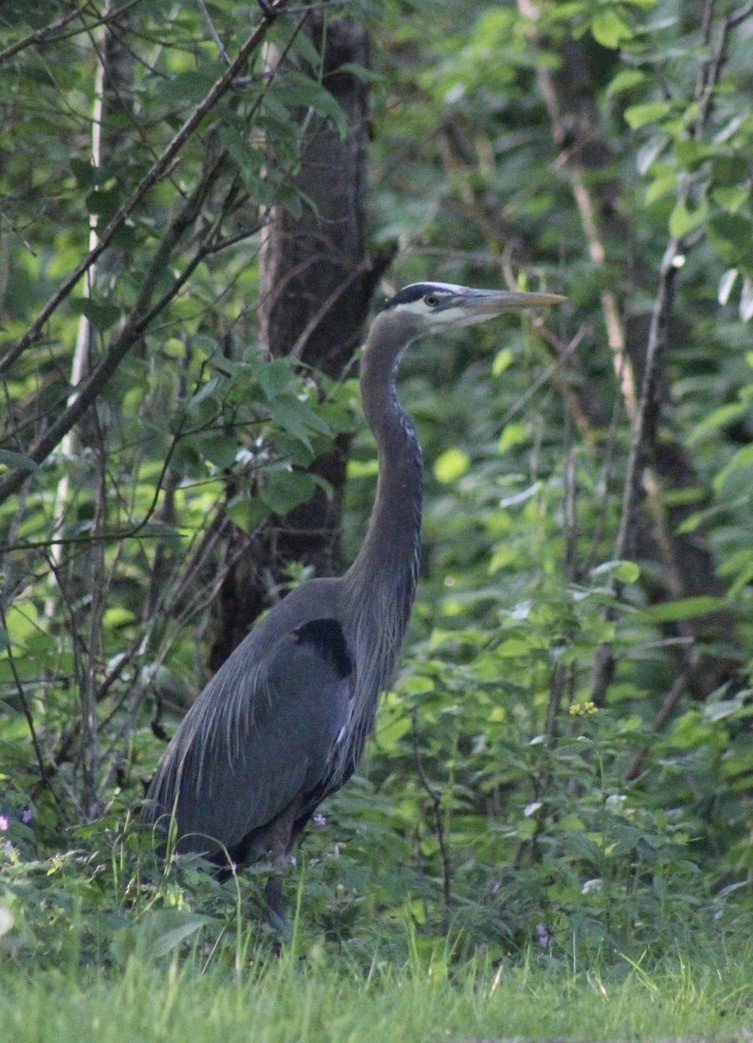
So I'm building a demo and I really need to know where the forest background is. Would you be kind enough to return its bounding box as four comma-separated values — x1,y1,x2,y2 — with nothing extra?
2,0,753,1006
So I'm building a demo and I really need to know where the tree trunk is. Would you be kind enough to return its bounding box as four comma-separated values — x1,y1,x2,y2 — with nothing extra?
209,14,394,670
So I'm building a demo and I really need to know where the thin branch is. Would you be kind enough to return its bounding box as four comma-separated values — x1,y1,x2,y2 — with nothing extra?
0,148,227,505
412,712,453,921
0,601,51,794
0,1,148,66
625,674,689,782
289,257,374,359
0,3,90,66
614,239,679,565
729,0,753,27
0,7,280,377
196,0,231,64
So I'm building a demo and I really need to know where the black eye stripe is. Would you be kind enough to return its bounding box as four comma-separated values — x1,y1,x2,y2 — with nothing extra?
384,283,456,310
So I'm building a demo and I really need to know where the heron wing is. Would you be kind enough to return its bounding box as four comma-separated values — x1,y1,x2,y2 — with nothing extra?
144,617,353,858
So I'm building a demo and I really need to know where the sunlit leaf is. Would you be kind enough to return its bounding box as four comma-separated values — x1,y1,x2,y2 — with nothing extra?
642,596,724,623
718,268,739,305
606,69,647,97
433,447,470,484
589,560,641,583
625,100,674,129
668,198,708,239
591,10,633,48
740,276,753,321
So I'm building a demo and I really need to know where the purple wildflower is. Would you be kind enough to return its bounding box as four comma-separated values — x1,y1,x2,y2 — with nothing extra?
0,815,8,831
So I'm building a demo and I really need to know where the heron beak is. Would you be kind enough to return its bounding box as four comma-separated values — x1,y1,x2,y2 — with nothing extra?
459,289,567,317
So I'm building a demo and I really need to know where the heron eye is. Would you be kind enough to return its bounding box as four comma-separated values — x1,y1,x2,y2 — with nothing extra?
424,294,440,307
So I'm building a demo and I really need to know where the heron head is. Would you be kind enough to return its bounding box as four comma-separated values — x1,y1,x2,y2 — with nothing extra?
383,281,566,335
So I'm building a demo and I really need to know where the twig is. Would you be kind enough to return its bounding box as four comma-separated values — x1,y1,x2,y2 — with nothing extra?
412,712,453,921
0,4,89,66
289,257,375,359
0,147,226,506
0,7,280,377
625,673,689,781
0,601,54,798
0,1,147,67
196,0,231,64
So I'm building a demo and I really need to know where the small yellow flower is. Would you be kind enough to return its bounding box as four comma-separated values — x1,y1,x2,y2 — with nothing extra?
569,701,598,717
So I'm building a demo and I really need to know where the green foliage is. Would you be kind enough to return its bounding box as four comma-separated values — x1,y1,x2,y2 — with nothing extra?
2,0,753,982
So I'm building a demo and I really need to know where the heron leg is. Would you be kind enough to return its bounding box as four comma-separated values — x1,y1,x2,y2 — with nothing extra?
264,802,297,935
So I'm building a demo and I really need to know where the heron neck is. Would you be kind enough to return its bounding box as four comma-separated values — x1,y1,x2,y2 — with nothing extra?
344,315,423,624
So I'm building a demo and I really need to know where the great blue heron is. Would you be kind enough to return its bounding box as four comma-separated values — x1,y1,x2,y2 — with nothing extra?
143,281,564,919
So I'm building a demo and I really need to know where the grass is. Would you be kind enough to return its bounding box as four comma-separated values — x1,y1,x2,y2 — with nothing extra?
3,825,753,1040
2,933,753,1042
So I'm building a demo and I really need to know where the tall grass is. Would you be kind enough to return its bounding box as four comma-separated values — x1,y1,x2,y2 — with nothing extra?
3,932,752,1042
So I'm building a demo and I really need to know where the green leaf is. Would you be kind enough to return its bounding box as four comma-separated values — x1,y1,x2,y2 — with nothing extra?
272,70,348,139
254,359,295,401
711,155,749,186
336,62,384,85
347,457,379,479
668,198,708,239
226,495,270,534
498,422,529,454
715,443,753,491
269,397,331,458
645,168,676,204
718,268,739,305
154,68,219,104
70,296,122,331
591,10,633,48
198,435,238,470
590,560,641,583
260,469,319,515
433,448,470,484
492,348,514,376
400,675,435,696
689,400,747,442
624,100,674,129
69,158,101,188
642,596,724,623
708,213,753,268
488,544,521,574
0,449,38,472
147,914,211,958
606,69,647,97
673,140,716,169
84,186,121,219
712,185,750,213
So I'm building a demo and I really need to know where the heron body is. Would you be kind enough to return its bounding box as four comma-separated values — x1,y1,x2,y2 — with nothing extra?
143,281,564,915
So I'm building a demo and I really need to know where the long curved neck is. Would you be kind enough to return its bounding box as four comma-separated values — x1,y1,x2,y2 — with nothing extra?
344,311,423,630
